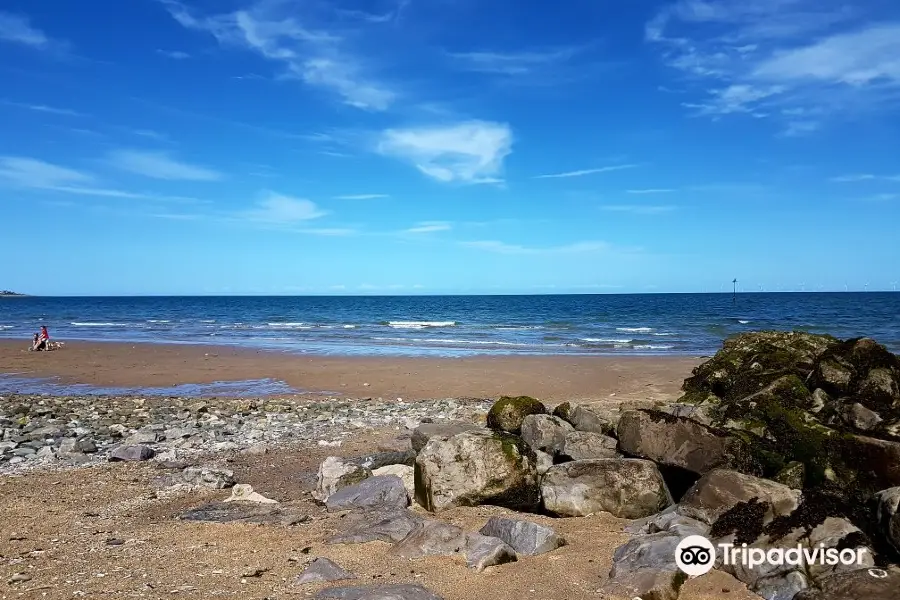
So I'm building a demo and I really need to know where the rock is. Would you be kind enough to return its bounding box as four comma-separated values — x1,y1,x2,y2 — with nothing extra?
327,508,423,545
372,464,415,497
874,487,900,554
224,484,277,504
392,520,517,571
123,431,158,445
486,396,546,434
660,402,715,426
326,475,409,513
314,456,372,502
478,517,565,556
77,438,97,453
181,466,235,489
558,430,619,461
520,414,571,454
354,449,417,470
314,584,444,600
541,459,671,519
679,469,800,525
842,402,883,432
58,438,78,455
411,422,480,453
464,533,518,571
551,402,572,422
601,533,684,600
109,444,155,462
415,430,539,512
296,558,355,585
794,567,900,600
7,572,32,584
179,502,310,525
617,410,754,475
773,461,806,489
565,403,618,435
535,450,554,475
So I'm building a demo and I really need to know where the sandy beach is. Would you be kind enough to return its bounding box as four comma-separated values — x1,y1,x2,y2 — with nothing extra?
0,340,700,403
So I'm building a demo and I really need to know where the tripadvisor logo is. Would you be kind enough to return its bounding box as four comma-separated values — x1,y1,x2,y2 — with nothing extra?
674,535,870,577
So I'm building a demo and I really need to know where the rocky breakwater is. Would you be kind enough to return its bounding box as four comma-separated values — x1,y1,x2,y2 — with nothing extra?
0,394,492,474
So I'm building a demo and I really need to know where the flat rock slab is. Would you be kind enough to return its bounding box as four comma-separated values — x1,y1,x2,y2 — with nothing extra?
179,502,310,526
353,450,417,470
678,468,800,525
559,431,619,461
327,509,424,545
296,558,356,585
478,517,565,556
391,520,516,571
326,475,409,513
314,584,445,600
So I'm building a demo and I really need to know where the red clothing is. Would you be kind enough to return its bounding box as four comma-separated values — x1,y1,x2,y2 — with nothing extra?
40,327,49,341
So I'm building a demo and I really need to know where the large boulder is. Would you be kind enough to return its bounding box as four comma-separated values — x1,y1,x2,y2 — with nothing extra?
391,520,517,571
600,533,683,600
314,457,372,502
558,430,619,460
411,422,481,453
325,475,409,513
874,487,900,554
486,396,546,434
564,403,618,435
520,414,571,454
414,430,539,512
541,459,671,519
479,517,565,556
617,410,757,476
679,469,801,525
794,567,900,600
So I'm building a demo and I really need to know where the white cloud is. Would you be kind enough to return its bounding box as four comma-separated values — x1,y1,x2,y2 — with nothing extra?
157,49,190,59
107,150,222,181
448,47,580,76
378,121,512,184
243,192,327,223
830,173,900,183
334,193,388,200
163,1,395,110
647,1,900,131
1,101,82,117
406,221,452,233
461,240,611,255
0,12,49,48
601,205,676,215
300,228,357,236
534,164,637,179
627,188,675,194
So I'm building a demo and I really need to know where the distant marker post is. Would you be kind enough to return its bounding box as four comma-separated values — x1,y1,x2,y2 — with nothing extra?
732,278,737,303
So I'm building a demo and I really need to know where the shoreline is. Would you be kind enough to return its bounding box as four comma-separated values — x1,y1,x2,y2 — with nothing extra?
0,339,699,402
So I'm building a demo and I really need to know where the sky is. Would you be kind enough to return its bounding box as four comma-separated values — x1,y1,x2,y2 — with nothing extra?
1,0,900,296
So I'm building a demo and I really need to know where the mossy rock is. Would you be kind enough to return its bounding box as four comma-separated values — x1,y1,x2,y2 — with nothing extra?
773,461,806,489
487,396,547,434
551,402,572,422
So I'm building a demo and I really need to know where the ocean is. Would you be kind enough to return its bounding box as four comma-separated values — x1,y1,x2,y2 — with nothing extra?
1,293,899,357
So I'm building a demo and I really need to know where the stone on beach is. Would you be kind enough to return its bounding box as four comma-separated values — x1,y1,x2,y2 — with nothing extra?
325,475,409,513
109,444,155,462
410,421,481,453
414,429,539,512
327,508,424,545
541,458,671,518
223,484,277,504
391,520,517,571
678,468,800,525
372,464,415,497
874,486,900,554
486,396,546,435
314,584,444,600
558,430,619,461
314,456,373,502
478,516,565,556
179,502,310,525
296,557,356,585
519,414,571,454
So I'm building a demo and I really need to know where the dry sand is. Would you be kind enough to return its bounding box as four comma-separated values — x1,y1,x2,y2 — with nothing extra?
0,340,699,403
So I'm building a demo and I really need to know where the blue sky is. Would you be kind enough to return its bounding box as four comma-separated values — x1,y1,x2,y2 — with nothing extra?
2,0,899,296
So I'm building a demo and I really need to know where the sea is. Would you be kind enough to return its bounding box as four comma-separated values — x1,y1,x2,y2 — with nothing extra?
2,293,899,357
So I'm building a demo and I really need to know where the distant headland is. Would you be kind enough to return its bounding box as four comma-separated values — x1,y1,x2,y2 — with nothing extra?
0,290,27,297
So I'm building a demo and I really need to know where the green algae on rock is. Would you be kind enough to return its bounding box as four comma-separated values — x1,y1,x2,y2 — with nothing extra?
486,395,547,434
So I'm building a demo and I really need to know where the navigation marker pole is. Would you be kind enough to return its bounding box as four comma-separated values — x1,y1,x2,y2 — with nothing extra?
732,278,737,304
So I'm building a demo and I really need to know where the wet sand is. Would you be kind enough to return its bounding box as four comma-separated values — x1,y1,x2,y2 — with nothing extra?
0,340,699,402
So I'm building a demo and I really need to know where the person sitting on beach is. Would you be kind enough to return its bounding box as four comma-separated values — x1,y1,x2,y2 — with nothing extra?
35,325,49,351
31,333,42,351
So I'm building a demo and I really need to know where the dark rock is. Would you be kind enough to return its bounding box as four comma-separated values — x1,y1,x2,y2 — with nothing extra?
874,487,900,555
314,584,444,600
296,558,355,585
179,502,310,525
478,517,565,556
109,444,155,461
326,475,409,513
486,396,546,435
842,402,884,432
773,461,806,489
679,469,800,526
541,458,671,519
353,449,417,470
415,430,539,513
327,509,423,545
794,566,900,600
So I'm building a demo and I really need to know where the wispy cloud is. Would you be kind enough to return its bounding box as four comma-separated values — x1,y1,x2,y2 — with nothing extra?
461,240,613,255
448,47,580,76
534,164,637,179
0,11,55,49
300,227,357,236
0,156,205,202
128,129,169,142
626,188,674,194
601,205,676,215
241,191,327,223
1,100,83,117
157,49,190,59
333,193,389,200
106,150,223,181
378,121,512,184
647,1,900,132
162,1,395,110
830,173,900,183
405,221,452,233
